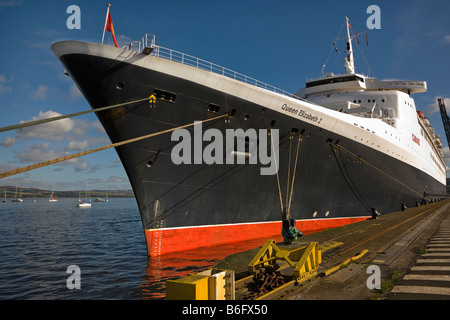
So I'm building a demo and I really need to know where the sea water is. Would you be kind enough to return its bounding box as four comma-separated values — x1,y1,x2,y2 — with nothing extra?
0,198,274,300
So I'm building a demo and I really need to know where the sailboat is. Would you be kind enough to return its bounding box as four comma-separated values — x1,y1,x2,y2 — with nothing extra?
49,186,58,202
77,182,91,208
93,192,108,202
11,186,23,202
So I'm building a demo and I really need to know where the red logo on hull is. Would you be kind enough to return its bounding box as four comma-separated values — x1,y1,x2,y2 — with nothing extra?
412,133,420,146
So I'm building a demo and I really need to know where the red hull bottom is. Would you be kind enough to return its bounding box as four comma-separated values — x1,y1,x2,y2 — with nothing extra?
145,217,368,257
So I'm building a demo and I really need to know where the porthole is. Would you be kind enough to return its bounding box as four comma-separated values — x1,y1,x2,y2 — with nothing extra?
116,82,125,90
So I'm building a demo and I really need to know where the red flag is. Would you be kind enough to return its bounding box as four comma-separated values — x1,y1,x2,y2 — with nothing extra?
347,23,360,45
105,11,119,48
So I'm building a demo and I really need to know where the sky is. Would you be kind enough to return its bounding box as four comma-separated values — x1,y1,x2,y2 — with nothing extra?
0,0,449,191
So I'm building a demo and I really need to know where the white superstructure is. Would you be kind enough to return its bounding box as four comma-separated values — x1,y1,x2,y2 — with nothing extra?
293,17,445,185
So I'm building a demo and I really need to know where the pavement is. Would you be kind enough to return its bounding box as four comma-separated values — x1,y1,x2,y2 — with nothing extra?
214,199,450,300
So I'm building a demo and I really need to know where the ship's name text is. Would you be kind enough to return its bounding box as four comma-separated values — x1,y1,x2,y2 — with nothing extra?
281,104,322,124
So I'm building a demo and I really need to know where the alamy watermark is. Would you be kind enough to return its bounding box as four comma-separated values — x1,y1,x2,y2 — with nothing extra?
66,5,81,30
66,265,81,290
366,5,381,30
366,265,381,290
170,122,279,176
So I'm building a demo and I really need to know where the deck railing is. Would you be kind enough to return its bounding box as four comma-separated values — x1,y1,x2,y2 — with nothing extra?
123,34,308,103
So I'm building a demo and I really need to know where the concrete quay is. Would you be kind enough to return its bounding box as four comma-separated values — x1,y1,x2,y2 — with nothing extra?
214,200,450,300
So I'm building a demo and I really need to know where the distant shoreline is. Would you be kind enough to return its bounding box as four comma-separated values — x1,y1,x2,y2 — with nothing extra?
1,186,135,198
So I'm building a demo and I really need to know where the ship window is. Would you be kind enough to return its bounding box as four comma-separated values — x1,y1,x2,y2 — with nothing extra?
382,99,385,102
153,89,176,103
306,75,365,88
207,104,220,113
116,82,124,90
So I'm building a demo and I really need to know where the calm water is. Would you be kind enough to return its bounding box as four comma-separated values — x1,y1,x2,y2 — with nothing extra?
0,198,276,300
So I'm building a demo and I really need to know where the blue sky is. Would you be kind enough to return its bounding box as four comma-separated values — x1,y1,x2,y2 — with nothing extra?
0,0,449,191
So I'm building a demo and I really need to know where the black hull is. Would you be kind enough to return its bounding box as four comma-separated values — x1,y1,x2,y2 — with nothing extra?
53,43,447,255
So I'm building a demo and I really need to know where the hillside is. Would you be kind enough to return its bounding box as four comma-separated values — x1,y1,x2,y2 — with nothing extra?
1,186,134,198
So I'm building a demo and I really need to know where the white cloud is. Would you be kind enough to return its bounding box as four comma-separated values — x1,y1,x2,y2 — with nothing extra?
74,162,88,172
426,97,450,115
1,136,17,147
0,162,17,173
4,109,111,179
444,147,450,174
14,142,60,163
31,85,48,100
12,142,89,173
67,140,89,150
0,1,22,8
0,74,12,94
17,110,74,140
69,84,82,101
116,34,134,48
108,176,127,183
444,35,450,44
0,83,12,94
90,121,106,134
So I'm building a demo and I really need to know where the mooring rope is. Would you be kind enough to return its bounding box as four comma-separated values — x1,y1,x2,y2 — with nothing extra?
0,97,151,134
329,143,371,213
287,133,302,214
330,142,431,202
272,130,303,218
0,114,227,179
285,133,292,210
270,128,284,213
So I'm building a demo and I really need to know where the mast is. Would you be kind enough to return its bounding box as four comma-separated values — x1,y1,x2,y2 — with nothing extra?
101,4,111,45
345,16,355,74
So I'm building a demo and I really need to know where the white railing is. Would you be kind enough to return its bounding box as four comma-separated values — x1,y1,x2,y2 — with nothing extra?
124,34,308,103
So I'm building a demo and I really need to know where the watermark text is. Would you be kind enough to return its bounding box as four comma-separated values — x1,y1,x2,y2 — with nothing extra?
170,122,279,176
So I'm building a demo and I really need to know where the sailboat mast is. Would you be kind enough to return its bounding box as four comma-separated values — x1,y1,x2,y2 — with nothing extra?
345,16,355,74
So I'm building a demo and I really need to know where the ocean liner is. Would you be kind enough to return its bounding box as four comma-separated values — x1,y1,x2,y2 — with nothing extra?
51,17,447,256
